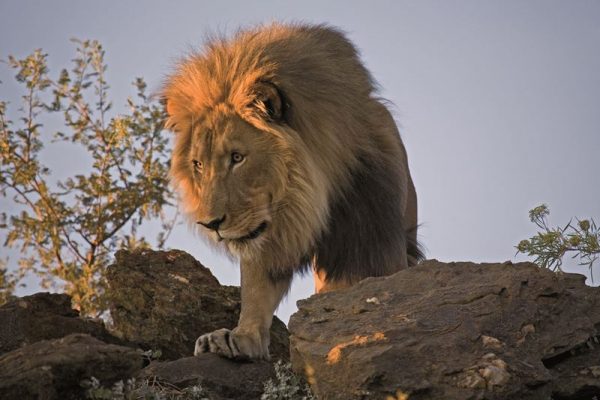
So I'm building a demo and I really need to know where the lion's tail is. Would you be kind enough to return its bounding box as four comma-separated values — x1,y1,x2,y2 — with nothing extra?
406,225,425,266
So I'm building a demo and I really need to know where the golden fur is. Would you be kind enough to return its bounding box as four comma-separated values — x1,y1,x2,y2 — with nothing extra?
164,23,421,359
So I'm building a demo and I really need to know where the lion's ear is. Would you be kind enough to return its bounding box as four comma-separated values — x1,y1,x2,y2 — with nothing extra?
251,81,286,122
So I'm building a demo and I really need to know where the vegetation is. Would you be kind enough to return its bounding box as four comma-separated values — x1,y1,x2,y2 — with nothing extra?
517,204,600,276
0,258,15,304
80,360,315,400
0,40,176,315
83,377,209,400
261,361,316,400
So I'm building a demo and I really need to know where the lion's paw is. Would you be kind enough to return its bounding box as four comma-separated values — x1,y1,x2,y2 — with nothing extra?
194,327,269,360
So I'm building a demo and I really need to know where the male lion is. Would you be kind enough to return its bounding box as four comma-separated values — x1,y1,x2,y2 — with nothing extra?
163,23,423,360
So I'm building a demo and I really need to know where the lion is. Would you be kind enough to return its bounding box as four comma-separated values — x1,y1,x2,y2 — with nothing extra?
163,22,423,360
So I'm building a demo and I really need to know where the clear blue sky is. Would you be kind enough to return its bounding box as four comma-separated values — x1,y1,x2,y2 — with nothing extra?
1,1,599,323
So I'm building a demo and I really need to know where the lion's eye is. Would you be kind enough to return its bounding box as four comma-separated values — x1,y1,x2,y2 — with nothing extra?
192,159,202,170
231,152,244,164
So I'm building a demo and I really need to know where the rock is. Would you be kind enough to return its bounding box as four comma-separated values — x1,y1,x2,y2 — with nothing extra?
105,249,290,361
0,292,123,356
0,333,143,400
137,353,275,400
289,260,600,400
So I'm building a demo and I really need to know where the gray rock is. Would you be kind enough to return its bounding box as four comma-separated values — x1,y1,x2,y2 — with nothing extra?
289,260,600,400
138,353,275,400
105,249,290,361
0,292,123,356
0,333,143,400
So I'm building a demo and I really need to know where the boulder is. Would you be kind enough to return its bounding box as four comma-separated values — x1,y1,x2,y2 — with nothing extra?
105,249,290,361
0,333,143,400
138,353,275,400
289,260,600,400
0,292,123,356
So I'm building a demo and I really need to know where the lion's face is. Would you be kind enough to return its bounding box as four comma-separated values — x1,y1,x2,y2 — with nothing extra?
166,60,331,264
170,104,289,254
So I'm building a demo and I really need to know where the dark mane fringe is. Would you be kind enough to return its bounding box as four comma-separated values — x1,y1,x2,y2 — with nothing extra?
406,224,425,265
315,154,420,283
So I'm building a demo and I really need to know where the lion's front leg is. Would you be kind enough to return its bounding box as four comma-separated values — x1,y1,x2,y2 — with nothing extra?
194,260,291,360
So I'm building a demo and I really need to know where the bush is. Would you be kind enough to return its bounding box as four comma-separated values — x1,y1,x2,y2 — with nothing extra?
0,40,176,315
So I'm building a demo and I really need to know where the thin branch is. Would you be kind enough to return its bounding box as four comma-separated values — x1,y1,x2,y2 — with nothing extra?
0,107,8,136
5,181,43,220
25,81,35,163
29,178,87,263
159,207,180,248
5,181,72,275
97,206,139,246
72,225,94,247
52,79,131,191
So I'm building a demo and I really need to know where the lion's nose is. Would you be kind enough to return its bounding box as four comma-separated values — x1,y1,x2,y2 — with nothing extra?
197,215,226,231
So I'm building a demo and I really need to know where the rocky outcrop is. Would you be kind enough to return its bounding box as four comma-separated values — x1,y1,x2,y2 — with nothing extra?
288,260,600,400
7,252,600,399
105,249,289,361
0,333,143,400
0,250,290,399
0,292,124,356
138,353,275,400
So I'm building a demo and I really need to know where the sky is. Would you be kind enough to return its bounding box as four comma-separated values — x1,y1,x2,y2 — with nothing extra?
1,1,599,324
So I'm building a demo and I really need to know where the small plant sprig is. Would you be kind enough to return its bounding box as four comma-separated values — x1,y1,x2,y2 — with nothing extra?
261,361,316,400
517,204,600,277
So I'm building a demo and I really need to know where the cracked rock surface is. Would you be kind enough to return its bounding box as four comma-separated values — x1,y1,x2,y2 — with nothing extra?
289,260,600,400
